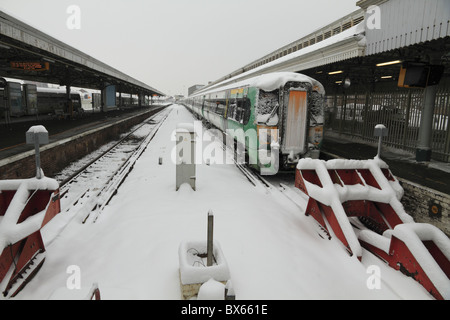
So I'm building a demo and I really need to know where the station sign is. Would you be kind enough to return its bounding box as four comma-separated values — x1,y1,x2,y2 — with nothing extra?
10,61,50,71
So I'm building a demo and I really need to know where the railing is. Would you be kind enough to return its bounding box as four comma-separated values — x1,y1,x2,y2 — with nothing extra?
243,9,365,73
325,86,450,162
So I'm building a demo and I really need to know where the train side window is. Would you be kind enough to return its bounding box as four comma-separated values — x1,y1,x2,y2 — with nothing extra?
243,98,251,125
236,100,244,123
205,100,214,113
228,101,236,120
215,99,226,116
238,98,250,124
215,102,221,115
226,98,249,124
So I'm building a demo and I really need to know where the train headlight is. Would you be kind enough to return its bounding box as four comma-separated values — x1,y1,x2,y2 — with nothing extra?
309,126,323,147
257,126,279,150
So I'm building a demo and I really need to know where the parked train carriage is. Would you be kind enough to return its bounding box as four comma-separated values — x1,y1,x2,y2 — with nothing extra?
36,87,83,115
0,81,43,117
184,72,325,175
116,93,138,108
0,82,25,117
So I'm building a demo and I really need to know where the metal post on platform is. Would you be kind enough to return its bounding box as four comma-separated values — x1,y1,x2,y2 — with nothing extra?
207,210,214,267
26,126,49,179
175,123,196,191
374,124,388,158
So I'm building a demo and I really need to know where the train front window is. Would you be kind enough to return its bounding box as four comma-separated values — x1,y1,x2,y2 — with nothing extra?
257,90,279,125
309,91,324,126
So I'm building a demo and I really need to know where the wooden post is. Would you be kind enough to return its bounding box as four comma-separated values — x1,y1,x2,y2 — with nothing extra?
207,210,214,267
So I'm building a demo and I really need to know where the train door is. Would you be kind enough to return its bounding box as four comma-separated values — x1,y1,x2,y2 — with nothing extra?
283,89,307,159
201,96,205,118
24,84,38,116
222,91,229,132
0,80,7,122
7,82,24,117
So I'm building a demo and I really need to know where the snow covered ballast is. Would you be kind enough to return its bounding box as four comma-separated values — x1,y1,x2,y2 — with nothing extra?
295,158,450,300
0,177,61,298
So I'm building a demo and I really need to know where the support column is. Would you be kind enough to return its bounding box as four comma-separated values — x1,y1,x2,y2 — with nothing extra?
100,86,104,113
101,84,117,112
138,92,143,107
65,85,73,117
416,84,438,162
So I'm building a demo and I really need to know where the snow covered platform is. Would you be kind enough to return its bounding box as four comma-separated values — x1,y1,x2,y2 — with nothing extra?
12,105,435,300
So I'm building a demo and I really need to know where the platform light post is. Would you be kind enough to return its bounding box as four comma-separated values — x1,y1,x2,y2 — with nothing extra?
374,124,388,159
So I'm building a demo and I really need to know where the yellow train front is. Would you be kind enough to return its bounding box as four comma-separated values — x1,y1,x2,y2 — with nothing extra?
184,72,325,175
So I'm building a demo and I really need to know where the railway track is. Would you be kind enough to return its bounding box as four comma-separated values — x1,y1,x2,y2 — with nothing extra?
57,107,171,224
2,108,172,298
236,152,332,240
209,125,332,241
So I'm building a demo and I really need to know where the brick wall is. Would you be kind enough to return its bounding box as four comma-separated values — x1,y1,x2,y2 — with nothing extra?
399,178,450,237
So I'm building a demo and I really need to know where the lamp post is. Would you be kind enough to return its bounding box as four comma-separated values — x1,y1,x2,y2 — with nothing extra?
374,124,388,158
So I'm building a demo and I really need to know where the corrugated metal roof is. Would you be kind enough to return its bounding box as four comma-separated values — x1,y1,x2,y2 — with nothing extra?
365,0,450,55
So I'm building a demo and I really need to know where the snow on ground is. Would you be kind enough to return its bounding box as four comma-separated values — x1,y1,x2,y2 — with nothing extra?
16,105,432,300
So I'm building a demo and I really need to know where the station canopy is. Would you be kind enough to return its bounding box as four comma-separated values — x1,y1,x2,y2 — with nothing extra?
0,10,163,96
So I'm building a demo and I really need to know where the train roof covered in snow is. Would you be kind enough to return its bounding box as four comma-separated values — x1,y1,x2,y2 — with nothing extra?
191,72,325,97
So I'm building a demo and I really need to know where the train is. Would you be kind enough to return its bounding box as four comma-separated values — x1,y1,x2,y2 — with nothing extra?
183,72,325,175
36,87,84,116
0,83,84,118
0,80,144,119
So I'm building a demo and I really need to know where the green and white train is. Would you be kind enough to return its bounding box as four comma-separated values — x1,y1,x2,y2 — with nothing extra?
183,72,325,175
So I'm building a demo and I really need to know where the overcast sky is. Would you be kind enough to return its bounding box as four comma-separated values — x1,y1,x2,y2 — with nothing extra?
1,0,359,96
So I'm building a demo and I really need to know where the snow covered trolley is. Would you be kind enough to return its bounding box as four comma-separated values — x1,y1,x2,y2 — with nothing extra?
178,241,231,300
0,177,61,298
184,72,325,175
295,158,450,300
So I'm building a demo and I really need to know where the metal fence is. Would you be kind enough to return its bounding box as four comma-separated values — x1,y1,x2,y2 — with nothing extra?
325,87,450,162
